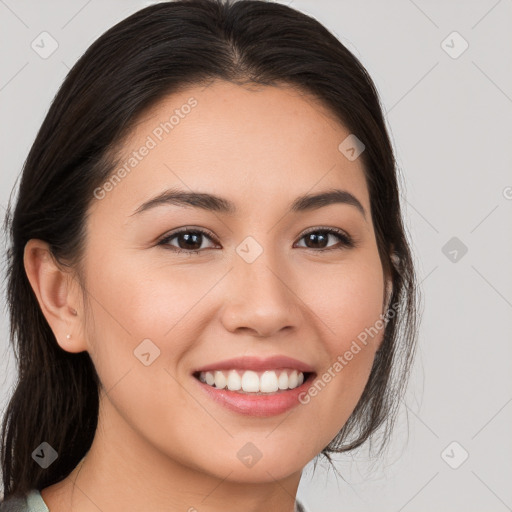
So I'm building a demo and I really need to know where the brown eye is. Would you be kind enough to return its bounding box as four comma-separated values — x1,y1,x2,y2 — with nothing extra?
158,228,217,254
295,228,354,251
158,226,355,255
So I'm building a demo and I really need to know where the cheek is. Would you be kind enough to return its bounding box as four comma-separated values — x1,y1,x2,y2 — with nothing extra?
80,249,222,402
294,257,386,445
83,246,199,340
79,252,240,474
299,255,385,353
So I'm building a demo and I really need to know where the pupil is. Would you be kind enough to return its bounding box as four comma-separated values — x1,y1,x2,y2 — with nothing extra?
307,232,327,249
180,232,201,250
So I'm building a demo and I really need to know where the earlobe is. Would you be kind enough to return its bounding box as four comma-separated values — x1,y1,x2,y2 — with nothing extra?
23,239,87,353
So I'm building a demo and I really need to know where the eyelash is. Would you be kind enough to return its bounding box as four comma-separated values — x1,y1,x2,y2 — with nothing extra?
157,226,356,255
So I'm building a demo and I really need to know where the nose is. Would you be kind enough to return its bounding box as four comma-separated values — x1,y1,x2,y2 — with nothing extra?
220,249,303,338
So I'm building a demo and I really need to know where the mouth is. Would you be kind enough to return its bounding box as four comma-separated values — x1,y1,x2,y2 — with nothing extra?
190,355,317,416
192,368,315,395
191,368,317,417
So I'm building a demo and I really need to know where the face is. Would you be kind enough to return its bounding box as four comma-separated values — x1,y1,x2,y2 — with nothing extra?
73,80,389,482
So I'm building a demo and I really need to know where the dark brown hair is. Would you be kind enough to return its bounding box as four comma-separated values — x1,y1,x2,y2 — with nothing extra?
1,0,419,498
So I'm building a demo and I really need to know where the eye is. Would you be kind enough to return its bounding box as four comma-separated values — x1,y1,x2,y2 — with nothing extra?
294,227,355,251
157,226,355,255
157,227,218,255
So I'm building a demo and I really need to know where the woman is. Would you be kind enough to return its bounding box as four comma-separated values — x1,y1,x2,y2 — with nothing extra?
0,0,419,510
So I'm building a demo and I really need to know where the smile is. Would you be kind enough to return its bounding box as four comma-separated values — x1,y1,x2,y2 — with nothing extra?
191,355,316,416
195,368,308,394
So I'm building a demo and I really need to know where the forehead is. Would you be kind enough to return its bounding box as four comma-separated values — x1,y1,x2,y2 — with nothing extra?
91,80,370,221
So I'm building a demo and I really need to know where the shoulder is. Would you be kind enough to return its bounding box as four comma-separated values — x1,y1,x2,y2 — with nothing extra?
0,490,49,512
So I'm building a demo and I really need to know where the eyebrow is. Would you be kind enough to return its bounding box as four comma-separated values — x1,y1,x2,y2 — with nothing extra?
130,187,367,220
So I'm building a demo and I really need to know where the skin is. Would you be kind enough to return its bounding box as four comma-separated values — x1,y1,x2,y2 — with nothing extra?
24,80,391,512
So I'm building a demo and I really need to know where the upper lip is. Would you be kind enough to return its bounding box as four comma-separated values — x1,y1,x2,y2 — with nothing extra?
193,355,315,374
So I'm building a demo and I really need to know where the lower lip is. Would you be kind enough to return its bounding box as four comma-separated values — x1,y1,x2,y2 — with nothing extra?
193,373,316,417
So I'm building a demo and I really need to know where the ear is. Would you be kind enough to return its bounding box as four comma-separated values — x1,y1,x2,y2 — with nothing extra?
23,239,87,353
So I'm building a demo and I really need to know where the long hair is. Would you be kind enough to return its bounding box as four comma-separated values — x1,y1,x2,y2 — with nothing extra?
1,0,419,498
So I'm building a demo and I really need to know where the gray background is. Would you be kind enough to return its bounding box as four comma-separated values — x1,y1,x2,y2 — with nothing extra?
1,0,511,510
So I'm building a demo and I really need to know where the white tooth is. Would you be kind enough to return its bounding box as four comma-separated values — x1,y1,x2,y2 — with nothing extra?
260,371,279,393
241,370,260,392
201,368,306,393
227,370,242,391
214,370,227,389
277,371,289,390
288,370,299,389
